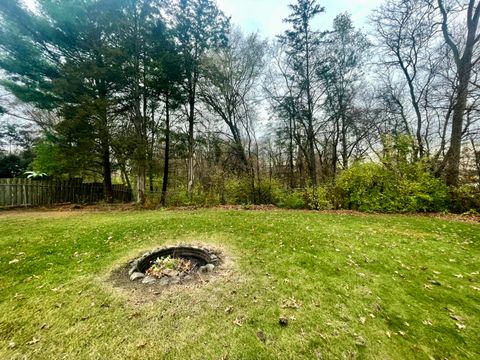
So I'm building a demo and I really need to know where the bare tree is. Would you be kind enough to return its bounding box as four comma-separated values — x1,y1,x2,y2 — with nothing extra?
372,0,439,159
199,29,266,172
278,0,326,187
436,0,480,186
321,13,370,173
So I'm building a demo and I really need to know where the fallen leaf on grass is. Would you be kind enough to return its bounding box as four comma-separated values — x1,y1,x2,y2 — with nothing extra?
456,322,466,330
281,297,301,309
51,284,65,292
26,337,39,345
224,306,234,314
355,335,366,346
449,314,462,322
233,317,244,327
9,259,20,265
136,341,147,349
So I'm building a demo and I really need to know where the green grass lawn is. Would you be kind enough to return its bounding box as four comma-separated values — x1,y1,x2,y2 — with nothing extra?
0,209,479,359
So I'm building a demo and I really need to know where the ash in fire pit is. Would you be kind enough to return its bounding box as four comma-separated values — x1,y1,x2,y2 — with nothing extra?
128,246,219,286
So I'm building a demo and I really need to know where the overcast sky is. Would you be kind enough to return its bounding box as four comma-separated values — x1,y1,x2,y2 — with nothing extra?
216,0,384,38
22,0,383,37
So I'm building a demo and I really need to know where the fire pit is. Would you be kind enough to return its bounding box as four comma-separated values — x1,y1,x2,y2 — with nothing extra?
128,246,219,286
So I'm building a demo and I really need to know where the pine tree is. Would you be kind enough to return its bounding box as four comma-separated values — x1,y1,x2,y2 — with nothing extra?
173,0,229,199
279,0,325,187
0,0,123,199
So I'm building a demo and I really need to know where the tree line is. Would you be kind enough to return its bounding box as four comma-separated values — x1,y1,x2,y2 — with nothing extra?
0,0,479,208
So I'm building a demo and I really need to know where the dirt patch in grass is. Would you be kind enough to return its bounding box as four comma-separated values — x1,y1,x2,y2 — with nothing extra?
106,243,237,306
416,212,480,224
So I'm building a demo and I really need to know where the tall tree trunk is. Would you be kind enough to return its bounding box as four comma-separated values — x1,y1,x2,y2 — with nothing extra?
97,75,113,203
341,114,348,170
307,132,317,187
305,23,317,187
445,66,471,186
288,114,295,189
161,93,171,207
119,160,132,191
187,84,195,200
398,56,424,159
101,139,113,202
148,96,155,193
133,4,146,204
148,157,154,192
438,0,480,186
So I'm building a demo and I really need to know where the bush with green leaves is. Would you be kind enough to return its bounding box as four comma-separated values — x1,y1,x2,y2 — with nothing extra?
302,187,333,210
450,184,480,214
222,177,282,205
336,161,449,213
276,189,306,209
276,187,333,210
223,177,252,204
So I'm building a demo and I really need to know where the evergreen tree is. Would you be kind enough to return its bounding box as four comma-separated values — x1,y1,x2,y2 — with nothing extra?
279,0,325,187
173,0,229,198
0,0,123,199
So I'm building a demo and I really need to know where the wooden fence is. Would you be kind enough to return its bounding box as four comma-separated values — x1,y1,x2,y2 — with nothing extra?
0,179,132,208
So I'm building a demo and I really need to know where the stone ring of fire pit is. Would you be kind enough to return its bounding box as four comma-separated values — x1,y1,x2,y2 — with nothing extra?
128,246,220,286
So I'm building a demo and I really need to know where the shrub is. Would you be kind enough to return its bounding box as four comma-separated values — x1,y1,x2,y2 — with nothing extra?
276,187,333,210
254,179,283,205
164,188,191,207
336,162,389,212
224,178,253,205
450,184,480,214
277,189,306,209
223,178,283,205
303,187,333,210
336,161,449,213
